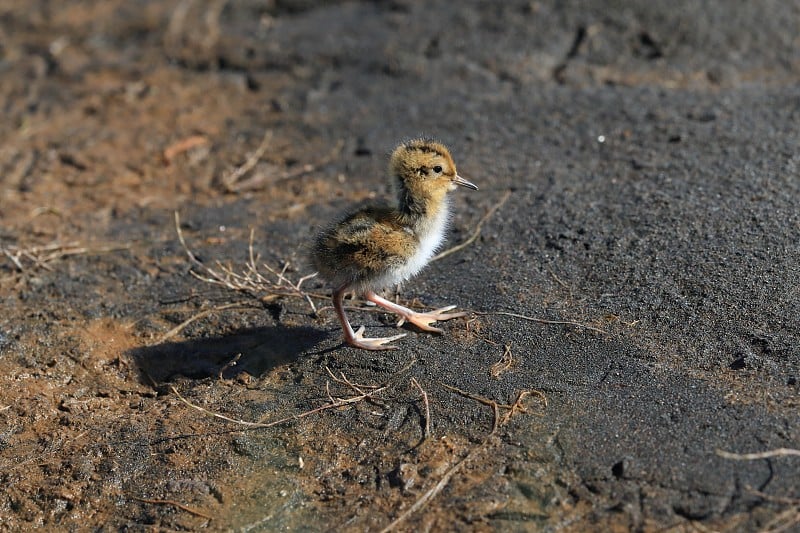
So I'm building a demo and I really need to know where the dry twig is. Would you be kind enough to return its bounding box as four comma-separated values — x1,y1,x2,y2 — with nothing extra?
716,448,800,460
746,487,800,506
500,389,547,425
477,310,609,335
440,382,511,419
174,211,320,314
489,344,515,378
221,130,274,191
170,384,386,430
410,377,431,439
221,131,344,193
1,241,131,274
323,366,388,410
151,302,252,345
130,495,213,521
745,487,800,533
547,266,571,291
163,135,209,163
716,448,800,533
760,506,800,533
379,436,488,533
440,383,546,432
232,139,345,192
324,366,382,395
382,381,542,532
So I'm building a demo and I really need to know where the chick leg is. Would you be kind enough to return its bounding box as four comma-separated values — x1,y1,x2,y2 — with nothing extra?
333,287,406,350
364,291,467,333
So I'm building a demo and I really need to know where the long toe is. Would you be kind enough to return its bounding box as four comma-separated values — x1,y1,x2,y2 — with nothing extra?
430,305,467,320
346,326,407,351
400,306,468,333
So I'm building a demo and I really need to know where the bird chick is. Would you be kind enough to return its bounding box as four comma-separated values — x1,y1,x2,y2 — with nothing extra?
311,139,478,350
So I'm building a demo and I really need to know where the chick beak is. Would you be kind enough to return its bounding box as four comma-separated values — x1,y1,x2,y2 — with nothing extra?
453,174,479,190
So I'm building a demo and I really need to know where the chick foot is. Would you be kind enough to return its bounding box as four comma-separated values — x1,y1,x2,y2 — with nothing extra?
396,305,467,333
365,292,466,333
346,326,407,351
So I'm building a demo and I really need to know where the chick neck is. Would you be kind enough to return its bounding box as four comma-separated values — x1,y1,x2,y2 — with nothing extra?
394,177,449,234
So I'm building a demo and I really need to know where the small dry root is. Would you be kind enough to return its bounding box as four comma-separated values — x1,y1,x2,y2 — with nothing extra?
175,211,321,315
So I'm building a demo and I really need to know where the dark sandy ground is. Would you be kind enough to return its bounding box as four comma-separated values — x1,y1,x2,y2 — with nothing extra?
1,1,798,531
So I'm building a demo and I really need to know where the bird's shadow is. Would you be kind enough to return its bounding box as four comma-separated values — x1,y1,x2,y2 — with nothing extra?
128,325,329,385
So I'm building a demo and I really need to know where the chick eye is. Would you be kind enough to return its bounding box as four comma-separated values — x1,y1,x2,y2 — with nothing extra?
433,165,443,173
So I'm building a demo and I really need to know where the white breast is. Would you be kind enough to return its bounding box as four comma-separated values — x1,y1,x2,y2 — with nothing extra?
395,199,450,283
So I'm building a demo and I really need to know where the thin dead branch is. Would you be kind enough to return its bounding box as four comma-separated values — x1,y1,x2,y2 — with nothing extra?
383,381,541,532
163,135,209,163
441,383,547,433
489,343,515,378
410,377,431,439
745,491,800,533
760,506,800,533
232,139,345,192
716,448,800,460
431,190,511,262
170,384,386,430
440,382,512,411
547,266,571,291
477,310,609,335
380,436,488,533
152,302,252,345
221,130,274,192
324,366,388,410
221,131,344,193
0,241,132,273
174,211,320,314
324,365,381,395
130,495,213,521
500,389,547,426
746,486,800,506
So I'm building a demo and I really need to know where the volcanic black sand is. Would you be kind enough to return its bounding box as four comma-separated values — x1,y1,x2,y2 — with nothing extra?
1,1,798,531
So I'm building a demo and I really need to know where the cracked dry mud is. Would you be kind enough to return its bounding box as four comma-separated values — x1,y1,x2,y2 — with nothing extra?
1,1,798,531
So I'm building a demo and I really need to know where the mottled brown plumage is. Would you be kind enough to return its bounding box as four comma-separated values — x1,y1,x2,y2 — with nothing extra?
311,139,478,350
